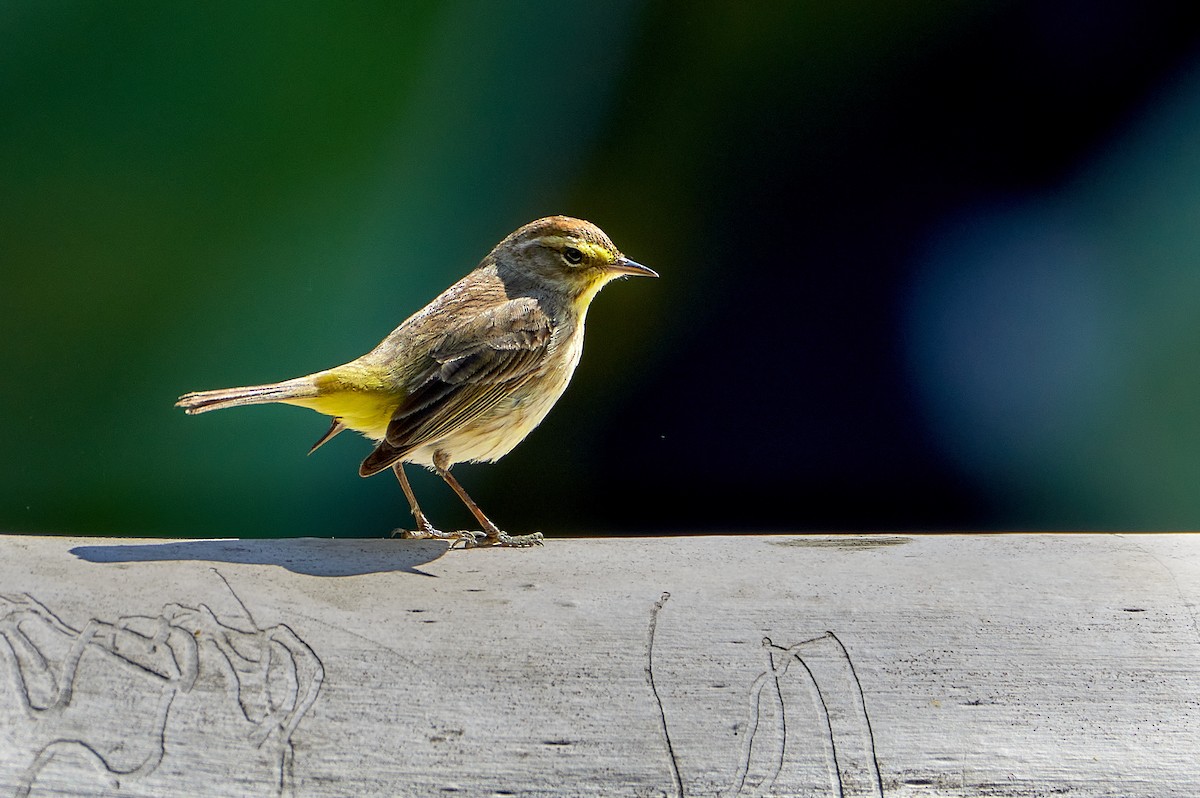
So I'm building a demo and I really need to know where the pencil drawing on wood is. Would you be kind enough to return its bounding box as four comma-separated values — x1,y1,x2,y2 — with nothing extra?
648,593,885,798
727,632,884,798
0,571,323,798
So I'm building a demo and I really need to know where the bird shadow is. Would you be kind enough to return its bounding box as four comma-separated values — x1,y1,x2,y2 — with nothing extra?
69,537,450,577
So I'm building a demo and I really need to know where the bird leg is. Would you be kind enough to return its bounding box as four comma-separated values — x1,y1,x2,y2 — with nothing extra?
432,451,543,548
390,463,482,546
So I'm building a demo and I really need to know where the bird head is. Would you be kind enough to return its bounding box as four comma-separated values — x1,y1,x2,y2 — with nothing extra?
494,216,657,305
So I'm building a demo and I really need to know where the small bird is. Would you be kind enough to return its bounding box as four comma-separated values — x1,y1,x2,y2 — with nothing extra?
176,216,656,547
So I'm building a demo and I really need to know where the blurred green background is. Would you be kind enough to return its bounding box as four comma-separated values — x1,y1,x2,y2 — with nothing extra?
4,1,1200,537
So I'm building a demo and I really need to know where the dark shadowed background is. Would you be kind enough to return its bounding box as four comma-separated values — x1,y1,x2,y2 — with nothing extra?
4,1,1200,538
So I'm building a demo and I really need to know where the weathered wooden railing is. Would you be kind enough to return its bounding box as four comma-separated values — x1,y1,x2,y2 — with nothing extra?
0,534,1195,797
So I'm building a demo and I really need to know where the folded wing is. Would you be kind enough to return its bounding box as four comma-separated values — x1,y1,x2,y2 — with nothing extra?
358,297,552,476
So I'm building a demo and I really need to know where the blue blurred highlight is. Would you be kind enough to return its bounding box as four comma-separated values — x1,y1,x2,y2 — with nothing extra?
905,60,1200,528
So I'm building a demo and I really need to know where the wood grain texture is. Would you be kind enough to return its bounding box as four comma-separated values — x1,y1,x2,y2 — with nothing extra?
0,533,1195,797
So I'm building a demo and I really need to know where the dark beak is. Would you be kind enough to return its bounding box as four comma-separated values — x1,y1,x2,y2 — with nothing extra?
608,257,658,278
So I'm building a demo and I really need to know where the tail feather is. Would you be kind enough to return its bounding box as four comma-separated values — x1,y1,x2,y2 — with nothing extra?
176,377,318,415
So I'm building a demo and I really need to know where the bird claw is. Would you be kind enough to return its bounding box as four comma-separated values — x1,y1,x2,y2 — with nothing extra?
456,530,544,548
390,527,542,549
391,527,482,547
449,530,488,549
490,531,545,548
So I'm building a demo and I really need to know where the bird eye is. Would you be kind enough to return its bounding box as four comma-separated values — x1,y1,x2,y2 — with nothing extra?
563,247,584,264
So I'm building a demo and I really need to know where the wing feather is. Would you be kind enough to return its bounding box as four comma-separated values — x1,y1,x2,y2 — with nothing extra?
359,297,552,476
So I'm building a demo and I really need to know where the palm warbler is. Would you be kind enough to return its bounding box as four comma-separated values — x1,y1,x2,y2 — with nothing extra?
177,216,656,547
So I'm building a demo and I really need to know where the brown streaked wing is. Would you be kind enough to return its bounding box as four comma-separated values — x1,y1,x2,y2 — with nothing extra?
358,298,552,476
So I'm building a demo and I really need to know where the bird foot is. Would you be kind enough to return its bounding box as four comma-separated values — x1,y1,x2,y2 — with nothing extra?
390,527,543,548
390,527,483,546
467,531,544,549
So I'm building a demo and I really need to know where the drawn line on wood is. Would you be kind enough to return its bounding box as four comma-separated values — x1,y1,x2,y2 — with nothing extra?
647,591,685,798
765,638,792,794
728,632,884,798
826,631,884,798
791,644,844,798
212,565,258,630
0,581,324,798
2,596,188,796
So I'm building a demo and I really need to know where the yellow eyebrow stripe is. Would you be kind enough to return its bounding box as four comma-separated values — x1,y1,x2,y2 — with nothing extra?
538,236,616,264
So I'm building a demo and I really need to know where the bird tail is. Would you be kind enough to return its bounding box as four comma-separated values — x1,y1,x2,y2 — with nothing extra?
175,377,319,415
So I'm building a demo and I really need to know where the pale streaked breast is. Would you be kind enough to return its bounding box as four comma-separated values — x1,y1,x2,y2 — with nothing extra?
404,324,586,467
